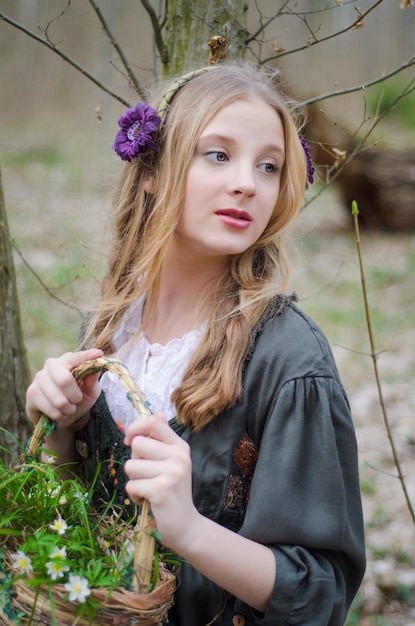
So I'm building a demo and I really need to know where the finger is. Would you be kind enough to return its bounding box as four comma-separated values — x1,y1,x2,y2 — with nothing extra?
26,388,69,423
26,349,103,423
26,372,77,422
124,413,171,446
40,363,84,410
124,479,145,506
47,349,103,404
78,372,102,401
124,459,190,508
128,433,171,461
124,473,171,506
124,457,163,480
61,348,104,374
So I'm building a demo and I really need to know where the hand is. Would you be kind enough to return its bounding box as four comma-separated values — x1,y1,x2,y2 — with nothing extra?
125,417,276,613
124,414,199,551
26,348,104,431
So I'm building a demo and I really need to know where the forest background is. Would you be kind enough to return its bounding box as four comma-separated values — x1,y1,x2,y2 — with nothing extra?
0,1,414,623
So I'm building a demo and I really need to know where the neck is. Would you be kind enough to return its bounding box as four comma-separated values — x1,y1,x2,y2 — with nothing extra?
143,253,226,345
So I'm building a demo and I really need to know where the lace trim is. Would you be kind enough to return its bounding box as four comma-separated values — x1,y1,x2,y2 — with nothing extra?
100,298,204,428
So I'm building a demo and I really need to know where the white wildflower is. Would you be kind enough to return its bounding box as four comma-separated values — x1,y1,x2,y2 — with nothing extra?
43,454,56,465
11,550,33,575
49,546,67,559
64,574,91,603
73,490,89,502
49,517,68,535
46,546,70,580
46,560,70,580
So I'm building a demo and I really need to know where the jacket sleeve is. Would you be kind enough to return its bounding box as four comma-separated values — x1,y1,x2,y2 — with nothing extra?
236,375,366,625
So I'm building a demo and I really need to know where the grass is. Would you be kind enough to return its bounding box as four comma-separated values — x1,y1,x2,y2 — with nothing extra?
0,430,173,625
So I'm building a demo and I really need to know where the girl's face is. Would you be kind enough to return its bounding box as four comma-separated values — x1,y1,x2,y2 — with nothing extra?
173,97,285,269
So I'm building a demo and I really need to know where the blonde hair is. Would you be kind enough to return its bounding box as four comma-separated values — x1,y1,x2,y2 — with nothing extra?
84,62,307,431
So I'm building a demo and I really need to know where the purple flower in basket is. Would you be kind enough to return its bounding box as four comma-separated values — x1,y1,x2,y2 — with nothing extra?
113,102,161,161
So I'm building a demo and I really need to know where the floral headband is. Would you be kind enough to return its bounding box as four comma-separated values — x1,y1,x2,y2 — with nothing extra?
112,67,314,186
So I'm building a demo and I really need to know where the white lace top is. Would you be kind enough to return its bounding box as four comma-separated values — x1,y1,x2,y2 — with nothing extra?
99,298,204,431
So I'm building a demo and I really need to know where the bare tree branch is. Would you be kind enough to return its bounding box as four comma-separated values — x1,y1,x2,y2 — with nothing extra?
304,75,415,208
352,204,415,525
140,0,169,66
42,0,72,44
260,0,386,65
246,0,294,45
245,0,375,48
10,240,83,317
300,55,415,107
215,0,251,38
88,0,147,100
0,11,131,108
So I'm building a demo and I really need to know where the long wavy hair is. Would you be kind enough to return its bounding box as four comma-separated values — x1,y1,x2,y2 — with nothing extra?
83,62,308,431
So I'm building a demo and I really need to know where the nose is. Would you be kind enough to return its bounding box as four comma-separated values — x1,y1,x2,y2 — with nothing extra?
227,160,256,197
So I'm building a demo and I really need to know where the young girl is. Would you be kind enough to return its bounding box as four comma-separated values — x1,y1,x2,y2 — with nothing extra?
26,62,365,625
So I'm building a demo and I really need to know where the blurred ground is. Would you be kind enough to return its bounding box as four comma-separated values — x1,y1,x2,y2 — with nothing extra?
295,195,415,625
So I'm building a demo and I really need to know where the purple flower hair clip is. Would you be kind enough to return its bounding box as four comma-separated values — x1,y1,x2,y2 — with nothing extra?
299,136,315,187
112,102,161,162
112,68,215,162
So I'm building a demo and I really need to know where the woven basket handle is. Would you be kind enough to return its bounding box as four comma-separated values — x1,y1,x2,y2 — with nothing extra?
28,356,156,593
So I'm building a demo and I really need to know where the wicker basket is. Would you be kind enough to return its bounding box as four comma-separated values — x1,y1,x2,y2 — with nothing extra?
0,357,176,626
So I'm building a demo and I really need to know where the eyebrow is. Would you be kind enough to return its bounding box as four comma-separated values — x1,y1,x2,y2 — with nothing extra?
199,133,285,157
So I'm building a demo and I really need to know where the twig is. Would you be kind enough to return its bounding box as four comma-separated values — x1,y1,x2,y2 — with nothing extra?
41,0,71,43
247,0,315,45
0,11,130,108
88,0,147,100
140,0,169,66
364,460,402,480
303,75,415,209
10,239,83,317
300,55,415,107
247,0,364,47
215,0,251,38
351,201,415,525
261,0,385,64
333,344,389,359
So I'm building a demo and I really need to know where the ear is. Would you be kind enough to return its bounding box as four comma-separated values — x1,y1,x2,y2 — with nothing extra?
143,177,158,194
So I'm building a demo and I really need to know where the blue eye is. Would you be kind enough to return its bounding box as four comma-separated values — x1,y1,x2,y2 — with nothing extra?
260,162,278,174
205,150,228,163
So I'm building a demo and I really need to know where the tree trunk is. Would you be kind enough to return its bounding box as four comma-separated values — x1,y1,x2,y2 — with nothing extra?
163,0,248,75
0,167,31,463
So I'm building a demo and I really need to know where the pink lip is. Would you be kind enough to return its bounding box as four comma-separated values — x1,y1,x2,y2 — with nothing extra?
215,208,252,230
